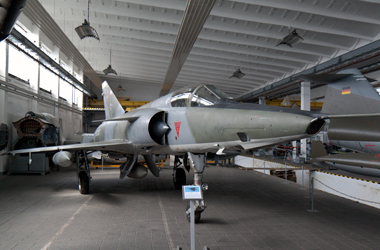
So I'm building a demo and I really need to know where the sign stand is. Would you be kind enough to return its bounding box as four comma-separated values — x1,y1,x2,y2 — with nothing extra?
180,185,208,250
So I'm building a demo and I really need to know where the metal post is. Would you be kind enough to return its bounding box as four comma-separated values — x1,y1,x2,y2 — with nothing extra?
190,200,195,250
307,177,318,212
283,161,288,184
101,155,104,171
263,158,266,177
300,165,305,190
307,171,311,198
283,151,288,184
253,153,255,169
311,177,314,210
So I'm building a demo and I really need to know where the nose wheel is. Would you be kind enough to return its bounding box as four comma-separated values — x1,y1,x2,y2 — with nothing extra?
76,151,91,194
186,202,202,224
185,152,207,223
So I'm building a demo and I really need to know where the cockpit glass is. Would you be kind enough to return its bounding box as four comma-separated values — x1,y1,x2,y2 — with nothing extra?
206,85,229,99
170,86,197,107
171,85,232,107
191,85,230,107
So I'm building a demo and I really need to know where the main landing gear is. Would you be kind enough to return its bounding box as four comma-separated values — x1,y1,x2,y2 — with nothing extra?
76,151,91,194
173,155,189,190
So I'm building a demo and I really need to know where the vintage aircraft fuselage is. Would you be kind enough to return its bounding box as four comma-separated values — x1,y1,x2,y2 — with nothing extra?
93,85,324,156
13,111,62,150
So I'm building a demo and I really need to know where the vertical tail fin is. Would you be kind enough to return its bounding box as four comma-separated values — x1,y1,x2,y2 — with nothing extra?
321,69,380,115
102,81,125,120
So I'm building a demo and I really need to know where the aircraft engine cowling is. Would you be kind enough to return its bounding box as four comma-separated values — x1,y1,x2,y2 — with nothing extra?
127,109,169,146
52,151,73,167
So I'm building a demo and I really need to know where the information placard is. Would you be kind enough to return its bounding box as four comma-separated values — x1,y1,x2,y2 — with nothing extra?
182,185,203,200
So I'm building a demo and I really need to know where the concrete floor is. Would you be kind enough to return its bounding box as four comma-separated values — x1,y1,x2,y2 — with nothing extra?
1,165,380,250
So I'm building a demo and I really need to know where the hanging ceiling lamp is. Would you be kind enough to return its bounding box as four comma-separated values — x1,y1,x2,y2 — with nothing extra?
103,49,117,75
116,76,125,92
75,0,99,40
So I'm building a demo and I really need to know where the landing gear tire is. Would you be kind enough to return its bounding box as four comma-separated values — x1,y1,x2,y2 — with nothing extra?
78,171,89,194
174,168,186,190
186,203,201,224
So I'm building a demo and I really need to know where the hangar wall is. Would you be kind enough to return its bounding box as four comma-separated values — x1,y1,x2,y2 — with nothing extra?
0,16,84,174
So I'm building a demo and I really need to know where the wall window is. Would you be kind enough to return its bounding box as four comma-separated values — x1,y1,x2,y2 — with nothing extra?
59,78,72,102
39,65,58,96
73,88,83,108
8,45,38,90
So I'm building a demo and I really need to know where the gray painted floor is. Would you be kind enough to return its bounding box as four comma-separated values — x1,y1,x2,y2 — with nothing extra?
1,165,380,250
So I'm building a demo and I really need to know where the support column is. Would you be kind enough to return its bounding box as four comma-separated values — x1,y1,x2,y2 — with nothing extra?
301,82,311,111
0,41,7,78
0,42,8,174
292,141,297,160
259,96,266,105
301,81,311,158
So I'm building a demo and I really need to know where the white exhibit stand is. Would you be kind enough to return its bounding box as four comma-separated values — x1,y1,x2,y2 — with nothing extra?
182,185,203,250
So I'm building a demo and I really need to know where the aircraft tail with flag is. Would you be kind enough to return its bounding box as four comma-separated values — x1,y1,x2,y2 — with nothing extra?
321,69,380,115
297,68,380,115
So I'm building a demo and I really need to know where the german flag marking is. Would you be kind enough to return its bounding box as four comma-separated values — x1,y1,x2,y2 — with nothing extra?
342,87,351,95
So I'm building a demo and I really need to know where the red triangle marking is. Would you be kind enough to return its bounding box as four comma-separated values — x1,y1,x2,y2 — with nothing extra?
174,122,181,137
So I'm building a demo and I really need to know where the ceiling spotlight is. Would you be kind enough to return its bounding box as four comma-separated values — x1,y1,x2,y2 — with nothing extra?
276,29,304,48
229,69,245,79
75,0,99,40
103,49,117,75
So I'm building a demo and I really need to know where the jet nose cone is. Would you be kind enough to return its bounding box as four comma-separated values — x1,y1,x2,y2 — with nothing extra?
155,122,170,137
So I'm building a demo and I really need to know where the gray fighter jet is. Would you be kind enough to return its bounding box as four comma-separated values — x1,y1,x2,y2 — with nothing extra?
298,68,380,153
3,81,325,222
311,141,380,177
300,69,380,177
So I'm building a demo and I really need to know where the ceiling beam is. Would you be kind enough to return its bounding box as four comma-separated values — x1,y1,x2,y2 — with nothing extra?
159,0,216,96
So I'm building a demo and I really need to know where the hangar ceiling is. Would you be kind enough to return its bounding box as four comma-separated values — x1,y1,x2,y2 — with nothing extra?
38,0,380,98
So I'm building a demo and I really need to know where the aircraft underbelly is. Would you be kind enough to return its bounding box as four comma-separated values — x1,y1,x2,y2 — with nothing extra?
325,162,380,178
332,140,380,153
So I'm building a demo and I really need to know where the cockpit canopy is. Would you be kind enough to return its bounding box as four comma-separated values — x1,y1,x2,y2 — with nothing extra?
170,85,234,108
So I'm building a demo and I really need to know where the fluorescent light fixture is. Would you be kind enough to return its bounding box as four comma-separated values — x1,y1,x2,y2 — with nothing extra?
74,0,99,41
276,29,304,48
103,49,117,75
229,69,245,79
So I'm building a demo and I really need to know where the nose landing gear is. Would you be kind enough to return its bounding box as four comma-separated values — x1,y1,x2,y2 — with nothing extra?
185,152,207,223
